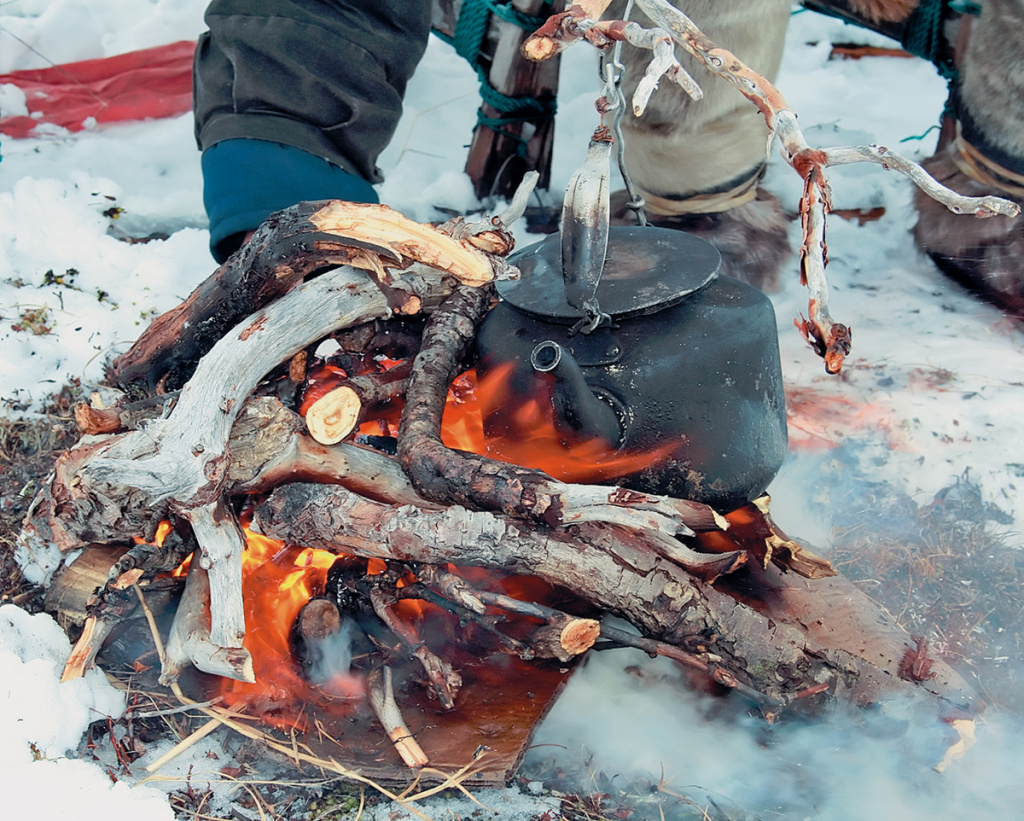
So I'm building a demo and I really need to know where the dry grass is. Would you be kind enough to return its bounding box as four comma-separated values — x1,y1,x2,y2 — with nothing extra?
828,476,1024,713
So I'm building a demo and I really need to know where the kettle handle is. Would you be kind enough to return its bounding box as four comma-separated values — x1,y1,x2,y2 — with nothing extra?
561,135,612,334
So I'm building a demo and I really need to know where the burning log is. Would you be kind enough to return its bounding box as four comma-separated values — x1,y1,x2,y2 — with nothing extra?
20,186,983,781
251,481,976,713
304,361,411,446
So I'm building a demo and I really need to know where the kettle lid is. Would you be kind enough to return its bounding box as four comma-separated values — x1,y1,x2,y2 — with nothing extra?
499,225,720,323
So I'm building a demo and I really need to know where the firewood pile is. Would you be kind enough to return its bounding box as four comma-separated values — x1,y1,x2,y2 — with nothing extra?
17,195,981,780
19,0,1018,783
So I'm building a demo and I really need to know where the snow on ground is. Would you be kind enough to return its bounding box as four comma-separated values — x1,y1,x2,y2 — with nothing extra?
1,2,1023,819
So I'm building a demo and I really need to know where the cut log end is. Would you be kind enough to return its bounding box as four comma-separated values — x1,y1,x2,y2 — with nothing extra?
560,617,601,656
305,386,361,445
529,616,601,662
298,597,342,641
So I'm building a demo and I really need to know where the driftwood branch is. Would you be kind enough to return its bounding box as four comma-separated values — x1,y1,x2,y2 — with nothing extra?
162,554,255,684
523,0,1021,373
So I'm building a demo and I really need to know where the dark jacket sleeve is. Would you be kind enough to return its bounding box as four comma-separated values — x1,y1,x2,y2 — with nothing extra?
194,0,431,182
193,0,431,260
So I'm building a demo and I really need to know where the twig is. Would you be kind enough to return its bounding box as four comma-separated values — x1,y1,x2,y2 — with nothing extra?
133,582,166,665
129,699,224,719
144,717,222,773
368,587,463,710
596,623,781,709
132,581,476,819
366,666,430,769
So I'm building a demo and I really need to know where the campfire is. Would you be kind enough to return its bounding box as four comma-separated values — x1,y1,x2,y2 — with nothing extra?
25,189,980,788
17,0,1019,802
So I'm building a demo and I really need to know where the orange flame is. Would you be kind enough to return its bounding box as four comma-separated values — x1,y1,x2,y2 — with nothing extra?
217,529,362,729
441,364,675,482
157,355,677,724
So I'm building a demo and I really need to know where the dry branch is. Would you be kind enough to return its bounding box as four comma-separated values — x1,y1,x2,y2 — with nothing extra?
252,481,977,713
111,200,515,396
523,0,1021,373
161,554,255,684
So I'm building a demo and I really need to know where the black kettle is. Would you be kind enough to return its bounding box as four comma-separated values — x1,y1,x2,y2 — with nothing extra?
475,225,788,511
473,140,787,510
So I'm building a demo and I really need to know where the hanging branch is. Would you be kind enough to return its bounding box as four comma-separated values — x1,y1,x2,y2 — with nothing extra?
523,0,1021,373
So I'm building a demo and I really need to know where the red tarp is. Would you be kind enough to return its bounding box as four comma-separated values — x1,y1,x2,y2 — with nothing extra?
0,40,195,138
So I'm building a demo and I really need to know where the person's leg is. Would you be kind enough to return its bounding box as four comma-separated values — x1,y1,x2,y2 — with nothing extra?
913,0,1024,315
613,0,794,289
193,0,431,262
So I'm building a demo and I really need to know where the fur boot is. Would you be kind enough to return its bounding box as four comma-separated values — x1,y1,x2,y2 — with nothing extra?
912,0,1024,316
609,0,794,290
611,188,793,292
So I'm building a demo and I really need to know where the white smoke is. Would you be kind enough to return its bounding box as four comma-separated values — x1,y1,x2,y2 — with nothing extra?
531,636,1024,819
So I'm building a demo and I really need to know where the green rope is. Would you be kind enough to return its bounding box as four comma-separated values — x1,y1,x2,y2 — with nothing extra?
488,0,548,30
476,113,534,156
438,0,557,126
452,0,492,62
901,0,958,79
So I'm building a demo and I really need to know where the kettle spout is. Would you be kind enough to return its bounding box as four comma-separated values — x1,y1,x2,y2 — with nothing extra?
530,341,624,446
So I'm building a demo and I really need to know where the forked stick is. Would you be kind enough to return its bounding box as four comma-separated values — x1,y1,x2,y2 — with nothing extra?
524,0,1020,372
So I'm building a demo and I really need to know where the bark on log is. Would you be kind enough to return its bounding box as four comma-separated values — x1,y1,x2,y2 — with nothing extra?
109,200,508,395
33,266,448,549
252,482,978,714
162,554,255,685
527,615,601,662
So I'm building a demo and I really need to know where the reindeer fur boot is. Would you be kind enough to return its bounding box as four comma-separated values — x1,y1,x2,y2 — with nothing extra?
912,0,1024,316
610,0,793,291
